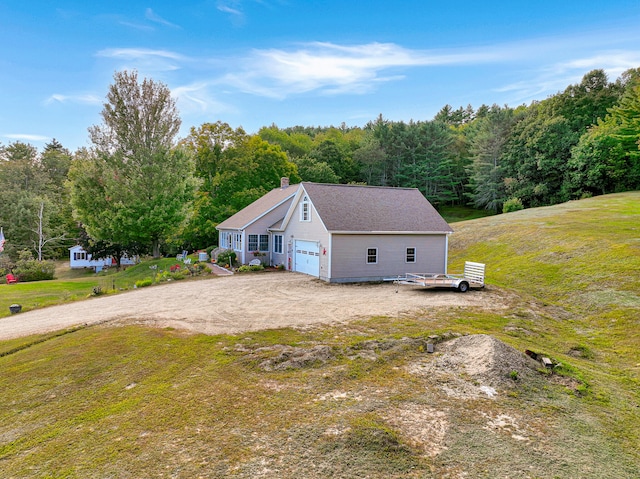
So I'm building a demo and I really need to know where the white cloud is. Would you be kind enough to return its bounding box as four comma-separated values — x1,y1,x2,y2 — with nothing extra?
118,21,154,32
218,42,506,98
96,48,186,73
564,51,640,78
495,49,640,103
217,0,243,17
97,48,185,61
44,94,102,105
145,8,181,29
3,133,51,142
172,82,237,115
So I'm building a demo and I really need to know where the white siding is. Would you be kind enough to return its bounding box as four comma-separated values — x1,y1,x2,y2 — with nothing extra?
281,195,330,280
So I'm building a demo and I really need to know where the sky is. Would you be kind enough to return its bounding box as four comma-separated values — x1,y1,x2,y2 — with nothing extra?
1,0,640,152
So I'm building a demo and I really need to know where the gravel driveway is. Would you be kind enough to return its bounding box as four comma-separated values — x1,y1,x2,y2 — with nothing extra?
0,272,504,340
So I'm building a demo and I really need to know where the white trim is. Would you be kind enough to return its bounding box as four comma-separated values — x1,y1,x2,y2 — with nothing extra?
273,234,283,254
300,195,311,222
241,231,246,264
366,247,378,265
259,234,269,252
327,234,332,279
237,189,298,230
444,233,450,274
405,246,416,263
331,230,451,235
279,184,330,234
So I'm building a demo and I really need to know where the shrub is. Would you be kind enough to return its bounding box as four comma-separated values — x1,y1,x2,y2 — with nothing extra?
503,197,524,213
171,270,188,280
135,278,153,288
237,264,265,273
191,263,206,273
13,250,56,282
0,255,14,278
216,250,237,267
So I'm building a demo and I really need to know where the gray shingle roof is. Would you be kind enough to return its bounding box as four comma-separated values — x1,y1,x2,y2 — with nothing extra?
216,184,299,230
302,182,452,233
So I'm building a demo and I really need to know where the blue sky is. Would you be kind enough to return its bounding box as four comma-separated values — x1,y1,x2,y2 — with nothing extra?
1,0,640,152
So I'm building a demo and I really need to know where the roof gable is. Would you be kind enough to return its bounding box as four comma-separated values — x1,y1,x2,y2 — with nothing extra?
217,184,299,230
300,183,452,233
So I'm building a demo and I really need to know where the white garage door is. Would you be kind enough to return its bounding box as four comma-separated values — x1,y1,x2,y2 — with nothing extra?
294,240,320,277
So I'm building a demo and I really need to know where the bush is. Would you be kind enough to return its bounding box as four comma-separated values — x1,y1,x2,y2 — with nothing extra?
135,278,153,288
503,197,524,213
237,264,265,273
171,269,188,280
13,250,55,282
191,263,206,273
216,250,237,268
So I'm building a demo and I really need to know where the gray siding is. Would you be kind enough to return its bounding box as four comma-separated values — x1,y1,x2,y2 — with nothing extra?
329,234,448,283
243,200,292,265
271,233,287,268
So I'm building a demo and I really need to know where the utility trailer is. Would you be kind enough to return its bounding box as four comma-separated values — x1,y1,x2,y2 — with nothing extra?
387,261,485,293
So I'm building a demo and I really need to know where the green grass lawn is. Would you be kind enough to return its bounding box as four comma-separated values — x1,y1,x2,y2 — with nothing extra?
0,256,208,318
1,192,639,478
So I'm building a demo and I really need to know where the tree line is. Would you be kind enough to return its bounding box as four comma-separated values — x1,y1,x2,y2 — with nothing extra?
0,67,639,266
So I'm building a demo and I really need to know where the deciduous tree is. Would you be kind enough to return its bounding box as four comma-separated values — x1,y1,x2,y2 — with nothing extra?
69,70,197,258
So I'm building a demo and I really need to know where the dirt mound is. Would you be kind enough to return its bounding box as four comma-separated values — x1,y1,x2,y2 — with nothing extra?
435,334,540,386
407,334,541,399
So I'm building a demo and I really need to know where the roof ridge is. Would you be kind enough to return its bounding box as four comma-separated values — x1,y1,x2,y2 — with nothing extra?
302,182,417,191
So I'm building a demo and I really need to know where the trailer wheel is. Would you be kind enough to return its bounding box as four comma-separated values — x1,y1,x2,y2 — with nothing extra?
457,281,469,293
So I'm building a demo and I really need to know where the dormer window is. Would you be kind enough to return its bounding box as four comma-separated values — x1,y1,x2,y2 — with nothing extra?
300,195,310,222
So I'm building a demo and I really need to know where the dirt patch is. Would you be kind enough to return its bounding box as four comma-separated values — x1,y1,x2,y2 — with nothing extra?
407,334,541,399
0,272,508,340
384,404,449,458
435,334,540,384
257,345,335,371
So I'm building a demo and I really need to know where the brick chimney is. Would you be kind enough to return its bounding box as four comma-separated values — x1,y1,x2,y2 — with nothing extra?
280,177,289,189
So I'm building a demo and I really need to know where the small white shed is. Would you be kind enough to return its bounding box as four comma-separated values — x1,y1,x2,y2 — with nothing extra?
69,245,136,272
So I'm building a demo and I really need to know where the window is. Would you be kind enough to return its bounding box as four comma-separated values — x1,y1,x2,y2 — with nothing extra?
366,248,378,264
259,235,269,252
300,195,310,221
74,251,87,261
248,234,258,251
273,235,283,254
248,234,269,252
220,232,231,249
232,233,242,251
406,247,416,263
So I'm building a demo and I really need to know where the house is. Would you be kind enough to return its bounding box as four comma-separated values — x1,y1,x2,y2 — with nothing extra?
216,179,454,283
69,245,137,272
217,178,300,265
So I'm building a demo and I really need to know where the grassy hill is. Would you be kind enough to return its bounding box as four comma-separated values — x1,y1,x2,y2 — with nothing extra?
1,192,639,478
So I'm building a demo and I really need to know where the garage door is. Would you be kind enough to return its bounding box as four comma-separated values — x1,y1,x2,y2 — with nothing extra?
294,240,320,277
